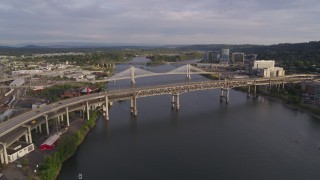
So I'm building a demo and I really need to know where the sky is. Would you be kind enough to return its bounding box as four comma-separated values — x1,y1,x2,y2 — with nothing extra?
0,0,320,45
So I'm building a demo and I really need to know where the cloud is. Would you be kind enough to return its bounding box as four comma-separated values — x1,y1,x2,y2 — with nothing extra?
0,0,319,44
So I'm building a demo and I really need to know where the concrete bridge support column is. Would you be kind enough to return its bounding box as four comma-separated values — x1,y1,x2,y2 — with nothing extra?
66,107,70,127
130,98,134,113
0,143,8,164
86,101,90,121
186,64,191,79
0,152,4,164
23,125,32,143
60,115,64,125
220,88,230,104
27,126,32,144
57,116,60,126
254,85,257,98
247,86,251,97
38,124,42,133
104,95,109,120
282,82,285,89
25,134,29,143
130,66,135,86
176,94,180,111
45,115,49,135
133,97,138,116
171,95,175,109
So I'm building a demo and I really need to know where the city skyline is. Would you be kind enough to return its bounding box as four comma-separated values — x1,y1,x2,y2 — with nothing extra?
0,0,320,45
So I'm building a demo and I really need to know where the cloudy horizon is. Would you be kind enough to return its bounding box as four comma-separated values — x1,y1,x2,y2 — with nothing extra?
1,0,320,45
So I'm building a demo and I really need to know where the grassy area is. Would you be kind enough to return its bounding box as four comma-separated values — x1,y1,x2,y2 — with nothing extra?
37,110,100,180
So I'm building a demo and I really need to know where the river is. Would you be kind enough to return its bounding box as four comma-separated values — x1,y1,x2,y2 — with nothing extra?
58,57,320,180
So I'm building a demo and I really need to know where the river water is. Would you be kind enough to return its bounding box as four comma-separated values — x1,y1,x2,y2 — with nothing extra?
58,57,320,180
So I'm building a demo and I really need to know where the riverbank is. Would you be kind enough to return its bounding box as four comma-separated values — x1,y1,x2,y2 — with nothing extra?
235,86,320,120
37,110,100,180
261,93,320,119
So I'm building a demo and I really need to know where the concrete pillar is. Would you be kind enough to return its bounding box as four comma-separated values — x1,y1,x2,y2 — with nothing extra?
220,89,224,102
282,82,285,89
25,134,29,143
186,64,191,79
247,86,251,97
57,115,60,125
27,126,32,144
226,89,230,103
171,94,175,109
45,115,49,135
176,94,180,110
0,152,4,164
220,88,230,104
39,125,42,133
61,115,64,125
130,66,135,85
105,95,109,120
254,85,257,98
130,98,134,113
66,107,70,127
86,101,90,121
0,143,8,164
133,97,137,116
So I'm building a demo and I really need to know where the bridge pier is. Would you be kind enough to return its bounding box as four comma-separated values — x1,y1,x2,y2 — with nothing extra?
23,125,32,144
171,95,175,109
171,94,180,111
61,115,64,125
66,107,70,126
133,97,138,116
130,66,136,86
130,98,134,113
247,86,251,98
176,94,180,111
86,101,90,121
57,115,61,126
220,88,230,104
130,97,138,116
44,115,49,135
0,142,8,164
104,95,109,120
38,124,42,133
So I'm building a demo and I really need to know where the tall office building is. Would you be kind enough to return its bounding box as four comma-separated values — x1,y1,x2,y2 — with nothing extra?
203,51,219,63
219,49,230,63
231,52,244,63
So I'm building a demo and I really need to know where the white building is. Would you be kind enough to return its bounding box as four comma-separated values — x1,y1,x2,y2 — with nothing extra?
260,67,285,78
253,60,275,69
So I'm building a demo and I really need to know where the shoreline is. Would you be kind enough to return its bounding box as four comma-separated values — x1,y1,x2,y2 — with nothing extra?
260,93,320,120
37,110,100,180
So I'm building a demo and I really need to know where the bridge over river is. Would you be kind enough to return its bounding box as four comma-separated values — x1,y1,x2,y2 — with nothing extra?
0,74,316,164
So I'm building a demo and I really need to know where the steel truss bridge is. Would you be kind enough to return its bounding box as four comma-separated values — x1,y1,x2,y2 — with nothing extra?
0,74,316,137
0,74,317,164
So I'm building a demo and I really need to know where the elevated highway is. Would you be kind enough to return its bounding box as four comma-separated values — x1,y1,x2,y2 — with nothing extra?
0,74,317,164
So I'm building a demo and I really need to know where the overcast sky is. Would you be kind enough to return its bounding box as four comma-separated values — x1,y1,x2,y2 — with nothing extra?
1,0,319,45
